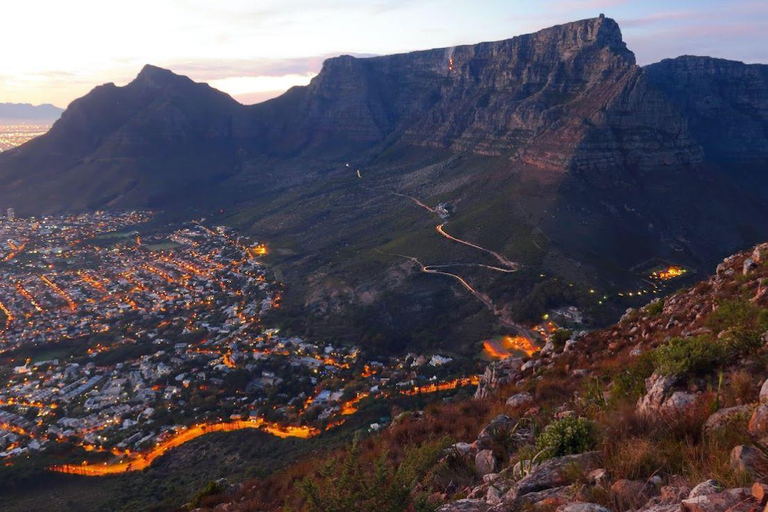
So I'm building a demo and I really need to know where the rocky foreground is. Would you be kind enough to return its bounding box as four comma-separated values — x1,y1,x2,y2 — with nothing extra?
195,242,768,511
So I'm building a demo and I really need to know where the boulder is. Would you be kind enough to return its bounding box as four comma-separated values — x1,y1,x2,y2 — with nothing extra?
506,452,601,499
659,391,697,415
475,450,497,476
437,499,491,512
513,486,574,508
743,257,757,275
760,379,768,403
635,506,679,512
688,480,722,498
451,442,474,456
475,358,524,399
587,468,609,487
475,414,530,450
556,503,611,512
506,392,534,409
637,373,677,415
681,488,753,512
611,479,655,502
747,404,768,436
730,445,761,476
486,485,505,505
752,482,768,506
703,406,752,434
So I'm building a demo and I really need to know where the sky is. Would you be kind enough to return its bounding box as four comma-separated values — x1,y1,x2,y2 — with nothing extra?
1,0,767,108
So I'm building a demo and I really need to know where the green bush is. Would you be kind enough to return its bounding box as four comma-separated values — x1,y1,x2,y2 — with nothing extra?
652,336,725,376
706,299,768,337
646,300,664,317
536,416,596,459
299,436,445,512
551,329,573,350
611,352,655,401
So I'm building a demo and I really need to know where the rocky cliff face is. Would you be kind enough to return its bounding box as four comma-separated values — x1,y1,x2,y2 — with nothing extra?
646,56,768,165
263,16,703,179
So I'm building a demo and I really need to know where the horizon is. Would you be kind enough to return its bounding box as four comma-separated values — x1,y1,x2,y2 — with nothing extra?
2,0,767,109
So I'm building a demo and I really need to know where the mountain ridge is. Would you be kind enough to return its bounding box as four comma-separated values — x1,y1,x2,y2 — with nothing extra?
3,16,768,355
0,102,63,122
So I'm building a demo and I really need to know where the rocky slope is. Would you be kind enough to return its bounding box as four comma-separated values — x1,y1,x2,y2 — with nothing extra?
196,241,768,512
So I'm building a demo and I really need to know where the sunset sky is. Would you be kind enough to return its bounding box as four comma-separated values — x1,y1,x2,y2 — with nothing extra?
2,0,767,108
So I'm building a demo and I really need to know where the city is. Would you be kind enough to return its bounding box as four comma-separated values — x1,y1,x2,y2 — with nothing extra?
0,211,478,475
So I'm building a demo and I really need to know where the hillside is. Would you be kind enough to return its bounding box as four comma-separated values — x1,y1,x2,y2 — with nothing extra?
193,240,768,512
4,16,768,352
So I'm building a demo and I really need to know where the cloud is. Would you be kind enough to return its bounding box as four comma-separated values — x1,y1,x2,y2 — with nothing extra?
163,53,375,82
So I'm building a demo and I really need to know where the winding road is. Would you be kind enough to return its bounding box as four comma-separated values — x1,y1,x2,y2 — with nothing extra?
379,190,539,337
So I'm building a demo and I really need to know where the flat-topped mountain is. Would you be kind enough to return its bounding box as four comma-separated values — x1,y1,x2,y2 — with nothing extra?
249,15,702,179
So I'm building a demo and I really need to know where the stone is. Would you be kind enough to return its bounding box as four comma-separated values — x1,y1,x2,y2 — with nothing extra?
760,379,768,403
507,452,601,499
587,468,609,487
637,373,677,415
506,392,534,409
748,404,768,436
703,406,752,434
611,479,654,501
752,482,768,505
648,475,663,486
437,499,491,512
730,445,761,476
482,473,500,484
681,488,752,512
635,506,679,512
451,442,474,455
513,486,574,508
743,257,757,275
475,359,524,399
555,503,611,512
476,414,531,450
688,480,722,498
475,449,497,476
659,391,698,415
486,485,505,505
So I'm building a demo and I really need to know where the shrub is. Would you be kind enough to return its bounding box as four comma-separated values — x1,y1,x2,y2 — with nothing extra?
611,352,655,401
647,299,664,317
652,336,726,376
551,329,573,350
191,480,227,508
536,416,596,459
706,300,768,339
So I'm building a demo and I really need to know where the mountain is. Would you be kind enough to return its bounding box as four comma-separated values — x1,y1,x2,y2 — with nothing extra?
0,102,63,122
646,56,768,166
260,15,702,179
3,16,768,352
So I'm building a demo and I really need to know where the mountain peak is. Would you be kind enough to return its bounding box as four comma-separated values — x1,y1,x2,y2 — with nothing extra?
133,64,191,89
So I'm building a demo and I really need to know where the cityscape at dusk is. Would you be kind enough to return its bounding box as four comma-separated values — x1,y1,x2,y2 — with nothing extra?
4,2,768,511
